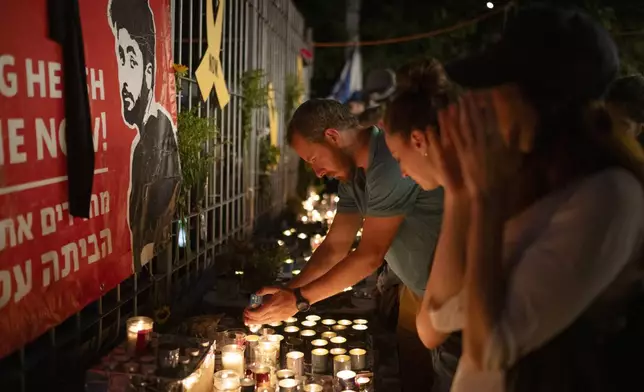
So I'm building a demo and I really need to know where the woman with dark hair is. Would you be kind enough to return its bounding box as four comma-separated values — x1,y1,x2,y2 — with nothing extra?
385,5,644,392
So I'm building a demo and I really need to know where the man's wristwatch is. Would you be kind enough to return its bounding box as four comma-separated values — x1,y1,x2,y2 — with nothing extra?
293,288,311,312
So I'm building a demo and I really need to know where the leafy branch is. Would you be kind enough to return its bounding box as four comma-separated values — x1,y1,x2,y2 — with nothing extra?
241,69,269,145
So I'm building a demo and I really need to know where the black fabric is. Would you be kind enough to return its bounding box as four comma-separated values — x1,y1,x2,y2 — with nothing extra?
48,0,95,218
506,291,644,392
445,4,619,109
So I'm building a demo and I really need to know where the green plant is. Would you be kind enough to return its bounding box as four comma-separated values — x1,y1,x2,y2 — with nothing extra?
221,238,290,292
173,63,189,92
259,136,281,173
241,69,268,144
176,107,218,215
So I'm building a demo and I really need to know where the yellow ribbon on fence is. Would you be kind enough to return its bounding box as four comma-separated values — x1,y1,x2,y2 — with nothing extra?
195,0,230,108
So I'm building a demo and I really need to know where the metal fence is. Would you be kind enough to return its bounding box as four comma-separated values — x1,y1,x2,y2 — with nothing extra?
0,1,310,390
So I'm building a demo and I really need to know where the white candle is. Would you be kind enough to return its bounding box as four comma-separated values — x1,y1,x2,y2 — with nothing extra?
329,348,347,356
337,370,357,390
301,320,316,328
278,378,299,392
303,383,323,392
350,348,367,371
332,325,348,333
286,351,304,376
126,316,153,355
353,319,368,325
337,319,352,327
246,335,259,363
311,348,328,374
321,331,337,340
305,315,321,322
283,326,300,336
284,317,298,325
221,344,245,378
321,319,336,326
356,376,371,391
214,369,241,391
311,339,328,349
333,354,351,376
330,336,347,349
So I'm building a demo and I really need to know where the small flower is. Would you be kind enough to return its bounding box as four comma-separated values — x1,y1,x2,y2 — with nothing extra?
173,63,189,74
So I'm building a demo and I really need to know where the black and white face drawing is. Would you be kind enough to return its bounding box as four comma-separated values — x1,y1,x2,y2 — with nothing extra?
115,28,153,127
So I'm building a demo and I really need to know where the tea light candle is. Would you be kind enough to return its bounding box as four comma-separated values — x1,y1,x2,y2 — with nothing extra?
352,324,368,340
303,383,323,392
356,375,371,391
338,319,352,327
305,315,321,322
350,348,367,371
246,335,259,363
329,348,347,356
221,344,245,378
214,370,241,391
332,325,348,333
241,377,256,392
301,320,316,329
278,378,299,392
251,364,271,386
283,326,300,337
284,317,298,326
311,339,328,349
353,319,368,325
321,319,336,326
255,341,278,368
126,316,153,355
321,331,337,340
330,336,347,349
276,369,295,381
269,321,283,329
333,354,351,376
285,351,304,376
337,370,357,390
311,348,329,374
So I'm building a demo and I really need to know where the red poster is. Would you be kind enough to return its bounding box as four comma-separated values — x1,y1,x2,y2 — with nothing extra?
0,0,179,358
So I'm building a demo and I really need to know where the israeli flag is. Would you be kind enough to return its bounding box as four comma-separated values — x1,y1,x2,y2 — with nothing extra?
328,48,363,103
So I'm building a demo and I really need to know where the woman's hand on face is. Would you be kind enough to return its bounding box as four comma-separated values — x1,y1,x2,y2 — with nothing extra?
448,91,520,200
428,105,465,193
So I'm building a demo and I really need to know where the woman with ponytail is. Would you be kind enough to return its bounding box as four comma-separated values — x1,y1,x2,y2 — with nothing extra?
385,5,644,392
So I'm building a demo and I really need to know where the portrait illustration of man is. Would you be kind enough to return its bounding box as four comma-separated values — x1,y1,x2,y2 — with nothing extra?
108,0,181,269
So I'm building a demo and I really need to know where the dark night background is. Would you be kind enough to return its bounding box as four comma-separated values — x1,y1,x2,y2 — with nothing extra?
293,0,644,98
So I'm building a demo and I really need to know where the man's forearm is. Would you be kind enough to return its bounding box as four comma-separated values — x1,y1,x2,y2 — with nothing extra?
287,242,347,289
300,247,383,304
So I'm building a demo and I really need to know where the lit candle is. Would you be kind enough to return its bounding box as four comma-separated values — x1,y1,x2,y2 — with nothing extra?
311,339,328,349
338,319,352,327
255,341,278,368
330,336,347,349
321,331,337,340
337,370,357,390
356,375,371,391
259,327,275,336
276,369,295,381
278,378,299,392
305,315,321,322
351,324,368,340
283,326,300,338
301,320,316,329
285,351,304,376
246,335,259,363
284,317,298,326
126,316,154,355
350,348,367,371
353,319,368,325
321,319,336,327
269,321,283,329
332,325,348,333
214,370,241,391
221,344,245,378
240,377,256,392
250,364,271,387
329,348,347,357
303,383,324,392
333,354,351,376
311,348,329,374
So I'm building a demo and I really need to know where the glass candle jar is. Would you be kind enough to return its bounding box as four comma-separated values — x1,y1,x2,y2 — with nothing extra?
126,316,153,355
214,369,241,392
221,344,245,377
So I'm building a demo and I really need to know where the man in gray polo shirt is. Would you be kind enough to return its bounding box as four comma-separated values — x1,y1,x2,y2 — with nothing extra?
245,99,450,390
